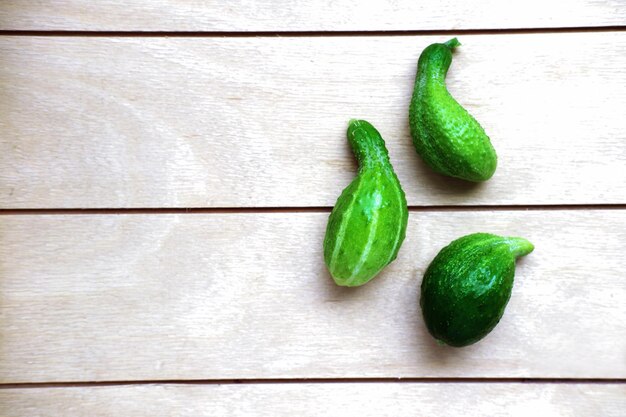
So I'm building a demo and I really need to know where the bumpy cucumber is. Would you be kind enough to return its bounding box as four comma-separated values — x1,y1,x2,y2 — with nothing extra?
409,38,497,182
420,233,534,347
324,120,408,287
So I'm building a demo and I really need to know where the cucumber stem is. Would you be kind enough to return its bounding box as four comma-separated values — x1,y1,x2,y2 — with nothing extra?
505,237,535,258
444,38,461,49
347,119,389,169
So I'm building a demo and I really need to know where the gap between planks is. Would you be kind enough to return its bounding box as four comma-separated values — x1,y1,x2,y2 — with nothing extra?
1,377,625,390
1,204,626,216
0,25,625,38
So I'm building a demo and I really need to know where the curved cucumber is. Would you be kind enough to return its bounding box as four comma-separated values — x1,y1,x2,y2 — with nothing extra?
420,233,534,347
324,120,408,287
409,38,497,182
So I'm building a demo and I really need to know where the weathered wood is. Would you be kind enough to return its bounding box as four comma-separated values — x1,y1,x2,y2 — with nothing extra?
1,383,624,417
0,0,624,31
1,33,625,208
0,210,624,382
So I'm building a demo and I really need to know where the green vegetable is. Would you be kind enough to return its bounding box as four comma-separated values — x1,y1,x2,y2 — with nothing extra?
409,38,497,182
420,233,533,347
324,120,408,287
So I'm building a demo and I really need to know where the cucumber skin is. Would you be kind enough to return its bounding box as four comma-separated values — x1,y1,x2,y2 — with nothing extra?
420,233,534,347
409,38,497,182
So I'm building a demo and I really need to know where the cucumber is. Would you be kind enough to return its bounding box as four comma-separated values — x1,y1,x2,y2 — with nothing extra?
324,120,408,287
409,38,497,182
420,233,534,346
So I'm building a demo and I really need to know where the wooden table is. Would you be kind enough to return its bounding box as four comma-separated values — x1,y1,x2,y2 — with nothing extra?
1,1,625,415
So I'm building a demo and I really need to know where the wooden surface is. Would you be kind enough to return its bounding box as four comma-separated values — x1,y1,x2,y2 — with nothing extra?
1,211,624,383
1,1,625,415
0,0,625,31
1,383,624,416
2,33,626,208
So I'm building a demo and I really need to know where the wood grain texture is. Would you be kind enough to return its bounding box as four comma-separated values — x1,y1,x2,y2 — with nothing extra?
0,210,624,383
1,32,625,208
0,0,624,31
1,383,624,416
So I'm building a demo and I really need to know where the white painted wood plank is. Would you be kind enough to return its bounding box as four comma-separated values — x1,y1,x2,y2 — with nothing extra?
1,32,625,208
0,0,624,31
0,210,624,382
1,383,624,417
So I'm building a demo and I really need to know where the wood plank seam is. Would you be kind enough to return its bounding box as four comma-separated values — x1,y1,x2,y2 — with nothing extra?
1,26,626,38
1,205,626,216
1,378,626,390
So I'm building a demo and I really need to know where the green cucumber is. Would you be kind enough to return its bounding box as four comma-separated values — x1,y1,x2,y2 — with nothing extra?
323,120,408,287
420,233,534,346
409,38,497,182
